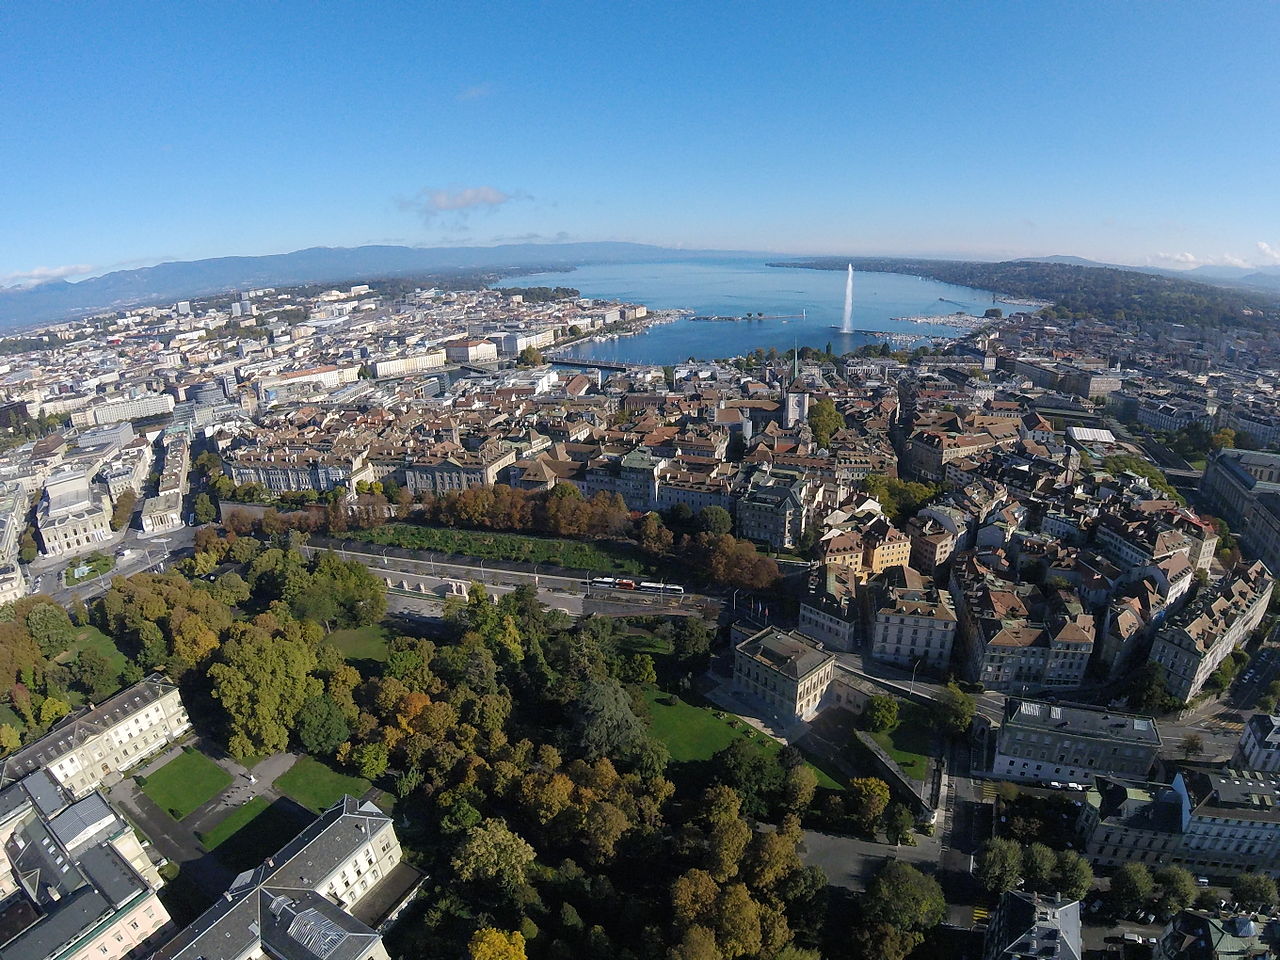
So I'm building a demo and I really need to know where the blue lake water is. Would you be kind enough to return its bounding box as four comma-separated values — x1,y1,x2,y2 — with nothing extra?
502,258,1007,364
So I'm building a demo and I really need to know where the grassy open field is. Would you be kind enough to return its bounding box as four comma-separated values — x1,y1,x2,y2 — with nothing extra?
198,797,312,872
327,624,391,663
54,626,128,700
348,523,650,575
140,749,232,820
64,552,115,586
198,796,269,850
643,688,843,790
868,701,934,782
275,756,371,813
620,628,674,656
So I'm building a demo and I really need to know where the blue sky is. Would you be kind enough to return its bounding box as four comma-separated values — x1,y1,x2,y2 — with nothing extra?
3,0,1279,284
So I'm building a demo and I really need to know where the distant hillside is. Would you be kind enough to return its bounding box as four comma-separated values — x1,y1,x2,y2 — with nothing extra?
773,257,1280,332
0,241,734,329
1018,256,1280,294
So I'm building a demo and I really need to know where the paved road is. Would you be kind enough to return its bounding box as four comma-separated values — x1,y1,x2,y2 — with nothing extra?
308,543,721,621
1161,637,1280,763
832,649,1006,726
798,828,939,890
27,525,196,605
938,736,993,928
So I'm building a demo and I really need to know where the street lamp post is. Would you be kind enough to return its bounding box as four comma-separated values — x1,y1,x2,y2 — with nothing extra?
910,660,920,697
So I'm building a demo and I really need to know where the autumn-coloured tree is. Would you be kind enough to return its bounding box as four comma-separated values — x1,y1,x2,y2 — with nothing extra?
468,928,526,960
847,777,890,834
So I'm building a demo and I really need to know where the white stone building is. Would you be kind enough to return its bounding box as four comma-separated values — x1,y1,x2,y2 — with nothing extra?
35,470,113,559
153,796,415,960
0,772,171,960
733,627,836,722
0,675,191,798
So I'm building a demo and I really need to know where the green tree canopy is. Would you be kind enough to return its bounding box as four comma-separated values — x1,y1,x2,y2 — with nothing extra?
1110,862,1155,915
807,396,844,449
452,818,536,892
860,860,946,933
295,695,350,755
864,694,899,732
1232,872,1278,910
977,837,1022,894
935,681,976,735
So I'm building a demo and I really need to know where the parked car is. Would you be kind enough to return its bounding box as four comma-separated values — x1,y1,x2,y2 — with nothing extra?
1196,876,1210,887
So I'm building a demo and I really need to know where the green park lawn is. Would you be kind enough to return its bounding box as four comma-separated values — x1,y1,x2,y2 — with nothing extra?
643,688,843,790
198,796,269,850
197,797,313,872
620,628,674,656
275,756,371,814
64,551,115,586
868,701,934,782
140,749,232,821
56,625,128,685
327,624,391,663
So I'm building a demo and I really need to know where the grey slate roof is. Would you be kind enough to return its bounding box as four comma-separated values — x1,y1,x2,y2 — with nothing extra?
0,674,178,787
737,628,833,680
1003,697,1162,747
155,796,394,960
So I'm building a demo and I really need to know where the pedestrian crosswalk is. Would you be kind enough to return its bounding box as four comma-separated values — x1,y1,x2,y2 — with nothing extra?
980,782,999,801
1203,716,1244,733
972,906,990,925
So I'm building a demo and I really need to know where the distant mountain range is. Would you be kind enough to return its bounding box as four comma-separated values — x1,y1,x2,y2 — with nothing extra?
0,241,737,330
1017,255,1280,293
3,241,1279,330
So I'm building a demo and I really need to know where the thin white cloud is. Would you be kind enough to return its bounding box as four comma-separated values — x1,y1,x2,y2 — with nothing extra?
1258,241,1280,265
457,82,494,102
396,185,524,228
0,263,93,288
1152,250,1255,270
1155,251,1200,265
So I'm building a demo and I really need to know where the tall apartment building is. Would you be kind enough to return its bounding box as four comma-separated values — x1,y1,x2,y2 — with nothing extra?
950,553,1095,694
226,447,371,493
1078,769,1280,877
443,338,498,363
154,796,411,960
868,567,958,674
992,698,1161,785
736,481,806,550
1236,713,1280,773
1201,448,1280,576
1149,561,1273,703
0,771,171,960
797,594,859,652
733,628,835,723
401,442,518,496
371,350,446,378
0,479,30,604
69,392,176,429
0,675,191,797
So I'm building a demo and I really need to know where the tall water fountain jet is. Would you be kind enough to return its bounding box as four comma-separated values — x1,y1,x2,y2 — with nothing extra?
840,263,854,333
